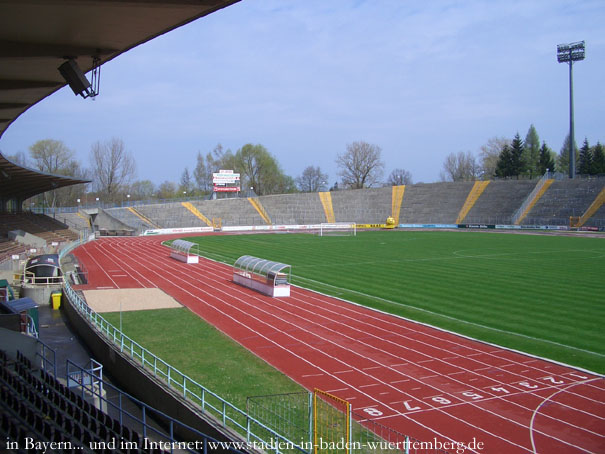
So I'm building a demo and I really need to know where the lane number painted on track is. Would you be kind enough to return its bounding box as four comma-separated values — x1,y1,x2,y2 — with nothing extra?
403,400,422,411
490,386,510,394
461,391,484,400
363,407,384,417
542,376,564,385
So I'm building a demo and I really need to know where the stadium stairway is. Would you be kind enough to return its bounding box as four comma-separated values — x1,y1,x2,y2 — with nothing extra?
576,186,605,227
181,202,213,227
259,192,327,225
318,192,335,223
521,177,605,226
463,180,536,225
456,181,491,224
104,207,154,233
247,198,272,225
400,182,474,224
391,185,406,224
513,178,555,225
191,198,264,226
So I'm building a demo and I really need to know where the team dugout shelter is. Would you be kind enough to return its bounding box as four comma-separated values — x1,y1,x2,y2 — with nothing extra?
233,255,291,297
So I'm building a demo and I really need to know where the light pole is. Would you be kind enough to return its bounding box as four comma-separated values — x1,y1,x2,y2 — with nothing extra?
557,40,585,179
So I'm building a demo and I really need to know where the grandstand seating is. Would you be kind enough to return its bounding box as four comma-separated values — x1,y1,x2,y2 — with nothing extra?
136,202,203,229
521,178,605,226
84,178,605,232
104,207,155,232
0,213,78,243
260,192,327,225
0,349,162,454
331,187,393,224
463,180,536,225
0,237,26,261
399,182,475,224
585,204,605,228
58,212,91,232
190,198,264,227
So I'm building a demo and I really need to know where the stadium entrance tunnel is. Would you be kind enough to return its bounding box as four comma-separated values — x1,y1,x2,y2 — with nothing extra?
19,254,63,307
233,255,291,297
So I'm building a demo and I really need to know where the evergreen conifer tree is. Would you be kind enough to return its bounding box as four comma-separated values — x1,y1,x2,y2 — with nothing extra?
592,142,605,174
577,138,593,175
538,142,555,175
495,144,514,178
523,125,541,177
510,133,524,176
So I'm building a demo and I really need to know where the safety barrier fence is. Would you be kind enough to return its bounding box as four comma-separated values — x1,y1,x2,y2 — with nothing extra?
58,237,307,454
66,359,245,453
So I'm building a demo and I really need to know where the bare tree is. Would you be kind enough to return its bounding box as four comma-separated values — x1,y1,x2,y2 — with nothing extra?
296,166,328,192
156,181,176,199
89,138,136,202
386,168,412,186
336,141,384,189
440,151,479,182
193,151,211,192
128,180,156,200
479,137,510,179
5,150,28,166
179,167,193,195
28,139,88,208
29,139,74,173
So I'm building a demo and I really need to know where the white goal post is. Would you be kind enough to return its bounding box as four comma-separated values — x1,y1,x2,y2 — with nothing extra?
319,222,357,236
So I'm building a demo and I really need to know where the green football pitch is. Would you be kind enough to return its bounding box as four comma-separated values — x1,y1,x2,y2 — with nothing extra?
181,230,605,373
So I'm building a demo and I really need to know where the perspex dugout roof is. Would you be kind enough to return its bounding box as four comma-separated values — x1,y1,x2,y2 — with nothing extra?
170,239,198,255
234,255,291,279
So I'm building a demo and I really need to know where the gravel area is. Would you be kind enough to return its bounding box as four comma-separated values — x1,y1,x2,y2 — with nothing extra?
82,288,182,313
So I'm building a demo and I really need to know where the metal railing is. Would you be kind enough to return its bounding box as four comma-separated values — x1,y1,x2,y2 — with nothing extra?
59,237,307,454
36,337,57,378
510,171,554,225
66,359,246,453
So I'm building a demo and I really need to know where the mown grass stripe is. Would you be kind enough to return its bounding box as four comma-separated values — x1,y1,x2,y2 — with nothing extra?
184,231,605,373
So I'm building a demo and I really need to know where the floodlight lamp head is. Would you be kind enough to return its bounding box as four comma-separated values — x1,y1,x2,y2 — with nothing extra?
58,57,101,99
58,59,92,98
557,40,585,63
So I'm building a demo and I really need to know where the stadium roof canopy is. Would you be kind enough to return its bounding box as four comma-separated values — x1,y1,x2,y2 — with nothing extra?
0,151,90,200
0,0,240,139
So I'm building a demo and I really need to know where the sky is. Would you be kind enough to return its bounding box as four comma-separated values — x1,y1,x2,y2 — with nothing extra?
1,0,604,187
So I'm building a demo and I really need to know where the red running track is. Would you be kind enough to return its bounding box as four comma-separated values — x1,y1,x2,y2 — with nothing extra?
72,235,605,454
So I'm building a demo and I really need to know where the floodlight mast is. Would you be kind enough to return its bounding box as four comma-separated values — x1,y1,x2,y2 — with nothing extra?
557,41,585,179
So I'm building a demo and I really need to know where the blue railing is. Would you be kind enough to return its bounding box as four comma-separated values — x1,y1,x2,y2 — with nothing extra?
66,359,246,454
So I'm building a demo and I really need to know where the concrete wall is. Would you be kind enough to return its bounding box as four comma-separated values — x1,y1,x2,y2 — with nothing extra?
9,229,46,248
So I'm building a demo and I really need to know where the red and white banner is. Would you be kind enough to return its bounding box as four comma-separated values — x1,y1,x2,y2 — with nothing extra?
213,185,240,192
